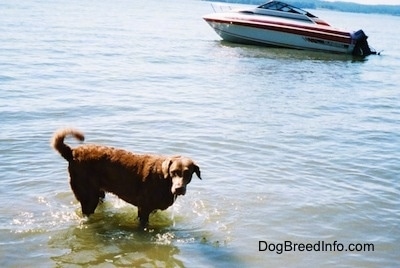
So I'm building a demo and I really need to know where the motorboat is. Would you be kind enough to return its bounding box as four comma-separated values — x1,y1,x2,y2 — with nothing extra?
203,1,376,56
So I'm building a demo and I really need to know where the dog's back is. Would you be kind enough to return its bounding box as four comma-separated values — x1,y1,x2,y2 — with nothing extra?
52,129,164,179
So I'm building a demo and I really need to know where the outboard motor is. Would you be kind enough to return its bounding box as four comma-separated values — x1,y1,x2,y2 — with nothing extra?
352,30,376,56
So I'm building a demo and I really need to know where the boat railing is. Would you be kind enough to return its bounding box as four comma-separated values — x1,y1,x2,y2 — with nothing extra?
210,3,234,13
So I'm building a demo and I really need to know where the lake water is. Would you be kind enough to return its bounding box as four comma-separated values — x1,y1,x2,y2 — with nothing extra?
1,0,399,267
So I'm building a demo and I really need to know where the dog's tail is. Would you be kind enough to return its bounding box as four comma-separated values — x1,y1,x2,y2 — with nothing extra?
52,128,85,162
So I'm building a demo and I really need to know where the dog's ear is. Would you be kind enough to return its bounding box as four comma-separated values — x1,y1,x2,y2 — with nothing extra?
162,159,172,179
193,164,202,180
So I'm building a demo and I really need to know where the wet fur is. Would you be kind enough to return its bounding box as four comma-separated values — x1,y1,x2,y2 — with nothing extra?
51,128,201,227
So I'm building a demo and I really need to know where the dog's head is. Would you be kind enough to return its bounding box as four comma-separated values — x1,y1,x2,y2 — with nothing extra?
162,156,201,196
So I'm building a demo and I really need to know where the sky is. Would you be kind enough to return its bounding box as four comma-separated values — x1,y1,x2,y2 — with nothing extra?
329,0,400,4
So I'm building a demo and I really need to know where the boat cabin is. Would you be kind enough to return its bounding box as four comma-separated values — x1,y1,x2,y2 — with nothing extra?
244,1,331,26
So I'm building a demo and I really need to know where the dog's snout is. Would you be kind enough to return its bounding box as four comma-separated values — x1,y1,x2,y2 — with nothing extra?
173,186,186,196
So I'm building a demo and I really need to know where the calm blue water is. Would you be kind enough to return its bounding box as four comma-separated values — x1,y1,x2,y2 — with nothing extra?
1,0,399,267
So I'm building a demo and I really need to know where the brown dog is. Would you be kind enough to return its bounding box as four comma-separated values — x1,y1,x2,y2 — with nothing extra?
51,128,201,227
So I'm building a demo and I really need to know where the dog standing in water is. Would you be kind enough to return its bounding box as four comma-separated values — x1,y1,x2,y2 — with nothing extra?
52,128,201,227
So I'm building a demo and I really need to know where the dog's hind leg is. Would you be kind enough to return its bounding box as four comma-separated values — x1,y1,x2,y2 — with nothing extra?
80,196,99,216
70,176,100,216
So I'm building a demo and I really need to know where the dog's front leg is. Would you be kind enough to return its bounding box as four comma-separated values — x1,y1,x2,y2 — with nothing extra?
137,207,151,228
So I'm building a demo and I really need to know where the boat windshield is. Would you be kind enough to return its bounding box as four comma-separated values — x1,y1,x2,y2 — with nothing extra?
258,1,317,18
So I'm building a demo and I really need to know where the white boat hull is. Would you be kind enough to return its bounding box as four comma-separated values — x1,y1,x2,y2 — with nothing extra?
204,18,355,54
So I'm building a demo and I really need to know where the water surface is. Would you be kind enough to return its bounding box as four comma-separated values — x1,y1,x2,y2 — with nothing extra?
1,0,399,267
